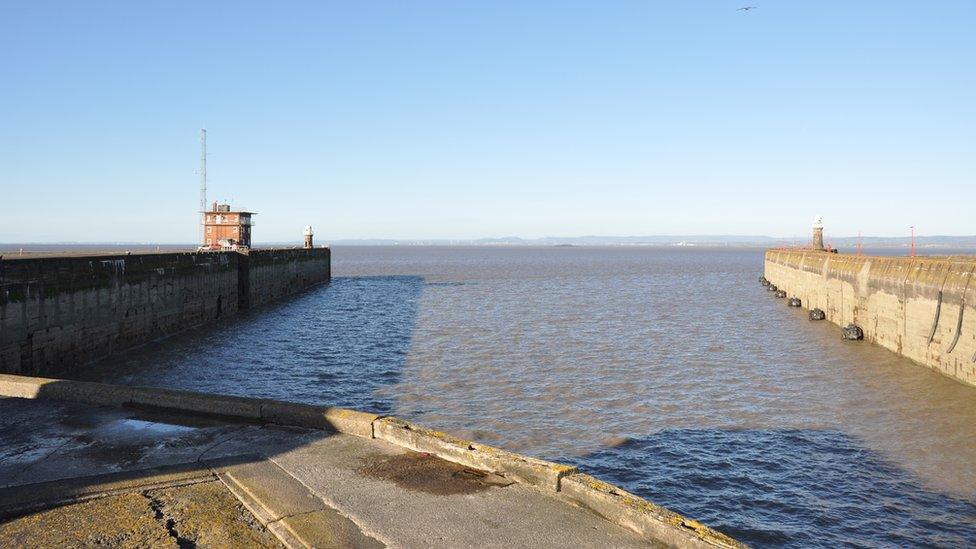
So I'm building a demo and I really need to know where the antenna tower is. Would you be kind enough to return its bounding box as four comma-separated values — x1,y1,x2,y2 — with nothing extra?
199,129,208,217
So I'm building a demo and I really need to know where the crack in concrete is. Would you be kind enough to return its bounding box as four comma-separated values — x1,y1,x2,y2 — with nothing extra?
144,491,195,548
5,436,77,487
0,444,25,469
265,507,318,526
194,427,246,463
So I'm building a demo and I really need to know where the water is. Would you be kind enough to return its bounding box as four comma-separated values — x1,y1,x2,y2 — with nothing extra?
78,246,976,547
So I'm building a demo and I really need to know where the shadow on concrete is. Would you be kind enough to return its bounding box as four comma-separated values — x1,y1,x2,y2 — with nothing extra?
0,389,377,549
0,394,335,518
71,275,426,415
576,428,976,548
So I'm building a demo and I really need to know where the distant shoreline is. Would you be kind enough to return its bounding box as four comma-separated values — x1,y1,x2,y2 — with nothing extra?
3,240,976,257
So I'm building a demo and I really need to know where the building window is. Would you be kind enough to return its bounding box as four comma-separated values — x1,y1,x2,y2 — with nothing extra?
207,238,212,244
206,226,212,233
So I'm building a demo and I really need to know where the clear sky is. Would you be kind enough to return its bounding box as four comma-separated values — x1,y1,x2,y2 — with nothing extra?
1,1,973,243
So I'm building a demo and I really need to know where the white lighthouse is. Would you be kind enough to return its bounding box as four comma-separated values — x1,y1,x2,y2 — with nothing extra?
812,216,824,250
303,225,314,249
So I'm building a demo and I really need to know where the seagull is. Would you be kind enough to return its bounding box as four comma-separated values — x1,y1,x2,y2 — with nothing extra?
737,6,757,10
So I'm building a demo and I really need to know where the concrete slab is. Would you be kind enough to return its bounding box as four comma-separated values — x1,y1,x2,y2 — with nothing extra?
215,459,385,548
0,481,283,548
270,433,655,548
218,460,329,522
0,491,177,548
278,509,385,549
146,480,283,548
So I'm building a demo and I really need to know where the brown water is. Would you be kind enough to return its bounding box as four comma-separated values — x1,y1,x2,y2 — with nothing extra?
80,246,976,547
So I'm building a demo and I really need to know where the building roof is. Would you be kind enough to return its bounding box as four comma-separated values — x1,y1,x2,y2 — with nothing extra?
208,202,256,215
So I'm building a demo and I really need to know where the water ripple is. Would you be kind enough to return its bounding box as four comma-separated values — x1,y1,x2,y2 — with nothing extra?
78,247,976,547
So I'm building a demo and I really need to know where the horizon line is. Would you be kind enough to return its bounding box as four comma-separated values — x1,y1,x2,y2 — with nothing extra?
3,233,976,246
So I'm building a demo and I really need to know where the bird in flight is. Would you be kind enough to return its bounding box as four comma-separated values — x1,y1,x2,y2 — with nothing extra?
737,6,757,11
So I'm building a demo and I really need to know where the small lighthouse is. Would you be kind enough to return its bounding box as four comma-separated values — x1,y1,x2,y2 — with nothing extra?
303,225,314,249
812,216,825,251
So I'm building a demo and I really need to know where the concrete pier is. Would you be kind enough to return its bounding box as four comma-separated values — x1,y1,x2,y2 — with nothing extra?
0,248,331,376
0,374,742,548
764,249,976,386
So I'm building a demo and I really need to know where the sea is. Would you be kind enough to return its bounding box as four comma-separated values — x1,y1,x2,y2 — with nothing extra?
76,246,976,547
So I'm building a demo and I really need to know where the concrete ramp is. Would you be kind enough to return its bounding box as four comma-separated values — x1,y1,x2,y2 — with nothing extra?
0,375,744,548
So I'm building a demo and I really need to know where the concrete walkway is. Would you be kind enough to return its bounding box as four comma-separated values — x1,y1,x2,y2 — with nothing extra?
0,397,653,548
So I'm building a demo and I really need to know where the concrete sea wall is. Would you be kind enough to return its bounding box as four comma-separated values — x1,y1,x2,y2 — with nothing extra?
247,248,332,308
0,248,330,376
764,250,976,386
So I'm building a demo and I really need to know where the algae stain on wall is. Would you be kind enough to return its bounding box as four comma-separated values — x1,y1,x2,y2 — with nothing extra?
764,250,976,387
0,249,330,376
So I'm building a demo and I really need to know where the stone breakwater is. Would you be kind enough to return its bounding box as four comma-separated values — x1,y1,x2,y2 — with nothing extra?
764,249,976,387
0,248,331,376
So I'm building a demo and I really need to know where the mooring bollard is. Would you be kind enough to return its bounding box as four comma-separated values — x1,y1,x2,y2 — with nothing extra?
788,297,801,307
842,324,864,340
809,308,826,321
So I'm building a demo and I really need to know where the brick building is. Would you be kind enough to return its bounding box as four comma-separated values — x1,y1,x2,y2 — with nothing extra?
202,202,255,250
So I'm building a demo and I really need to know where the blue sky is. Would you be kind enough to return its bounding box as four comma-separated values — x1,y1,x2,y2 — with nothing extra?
1,1,973,243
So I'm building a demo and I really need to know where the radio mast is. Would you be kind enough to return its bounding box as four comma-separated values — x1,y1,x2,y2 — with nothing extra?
199,129,207,216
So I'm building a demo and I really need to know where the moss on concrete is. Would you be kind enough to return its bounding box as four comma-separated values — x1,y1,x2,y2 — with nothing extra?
146,481,282,548
0,481,282,549
0,492,174,548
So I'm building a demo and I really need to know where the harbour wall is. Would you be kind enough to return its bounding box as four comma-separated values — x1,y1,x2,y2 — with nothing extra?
0,248,330,376
246,248,333,308
764,249,976,387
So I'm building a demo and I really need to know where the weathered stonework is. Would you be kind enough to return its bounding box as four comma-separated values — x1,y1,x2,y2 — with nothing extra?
765,250,976,387
0,248,330,376
247,248,332,307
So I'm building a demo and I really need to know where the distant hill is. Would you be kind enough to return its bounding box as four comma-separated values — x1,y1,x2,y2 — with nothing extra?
5,235,976,252
329,235,976,248
326,235,778,247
